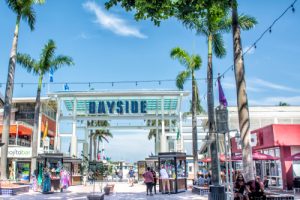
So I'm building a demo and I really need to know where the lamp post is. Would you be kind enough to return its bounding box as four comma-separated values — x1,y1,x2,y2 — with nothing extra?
209,105,229,200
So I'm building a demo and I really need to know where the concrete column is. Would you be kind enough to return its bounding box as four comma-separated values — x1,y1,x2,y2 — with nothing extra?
155,118,160,155
179,112,184,152
160,97,166,152
54,99,60,152
71,98,77,157
280,146,293,190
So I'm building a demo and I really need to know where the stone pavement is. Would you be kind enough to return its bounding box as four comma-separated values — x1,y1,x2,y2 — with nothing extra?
0,182,207,200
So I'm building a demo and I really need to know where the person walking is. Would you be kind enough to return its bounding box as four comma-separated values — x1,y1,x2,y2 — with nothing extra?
160,164,170,194
150,168,157,194
128,167,135,187
143,167,154,196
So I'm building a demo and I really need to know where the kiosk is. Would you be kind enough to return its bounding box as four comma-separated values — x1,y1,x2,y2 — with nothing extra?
63,157,82,185
137,160,146,181
158,152,187,193
37,153,63,191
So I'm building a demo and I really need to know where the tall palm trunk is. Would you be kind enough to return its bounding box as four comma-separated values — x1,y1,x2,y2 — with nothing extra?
89,131,93,161
1,15,21,180
232,1,254,182
191,71,198,180
31,75,43,175
207,33,220,185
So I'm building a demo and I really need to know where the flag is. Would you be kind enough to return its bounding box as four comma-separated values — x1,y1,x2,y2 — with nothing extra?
49,68,54,82
42,121,48,140
217,77,228,107
64,83,69,91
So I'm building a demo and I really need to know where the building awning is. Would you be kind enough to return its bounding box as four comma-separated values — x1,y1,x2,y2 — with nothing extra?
0,123,33,136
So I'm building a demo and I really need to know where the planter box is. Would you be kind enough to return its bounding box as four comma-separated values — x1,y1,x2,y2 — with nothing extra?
0,185,30,196
87,193,105,200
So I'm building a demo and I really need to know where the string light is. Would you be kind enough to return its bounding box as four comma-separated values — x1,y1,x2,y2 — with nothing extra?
216,0,297,83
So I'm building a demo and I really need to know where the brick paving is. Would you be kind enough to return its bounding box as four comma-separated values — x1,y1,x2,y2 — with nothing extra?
0,181,207,200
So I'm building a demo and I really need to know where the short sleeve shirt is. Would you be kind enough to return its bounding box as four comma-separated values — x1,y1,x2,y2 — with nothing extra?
160,168,169,179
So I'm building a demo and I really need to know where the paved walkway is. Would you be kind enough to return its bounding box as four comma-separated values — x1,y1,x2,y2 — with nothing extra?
0,182,207,200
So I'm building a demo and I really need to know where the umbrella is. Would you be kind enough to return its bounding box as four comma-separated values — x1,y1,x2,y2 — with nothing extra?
289,152,300,161
231,152,279,161
200,154,227,162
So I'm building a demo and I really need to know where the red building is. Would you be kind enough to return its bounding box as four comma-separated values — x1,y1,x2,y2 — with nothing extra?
231,124,300,190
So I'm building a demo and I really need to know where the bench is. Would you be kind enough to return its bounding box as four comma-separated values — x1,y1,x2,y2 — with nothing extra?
192,185,209,195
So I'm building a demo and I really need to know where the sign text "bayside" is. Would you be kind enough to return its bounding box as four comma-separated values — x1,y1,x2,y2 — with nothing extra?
89,100,147,114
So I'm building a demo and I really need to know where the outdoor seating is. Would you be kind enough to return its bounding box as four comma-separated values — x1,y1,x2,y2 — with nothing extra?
192,185,209,196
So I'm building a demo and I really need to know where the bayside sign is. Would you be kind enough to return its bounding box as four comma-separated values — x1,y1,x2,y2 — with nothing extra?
89,100,147,114
0,147,32,158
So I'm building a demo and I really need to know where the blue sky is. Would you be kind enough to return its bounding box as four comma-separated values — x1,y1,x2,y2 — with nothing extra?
0,1,299,162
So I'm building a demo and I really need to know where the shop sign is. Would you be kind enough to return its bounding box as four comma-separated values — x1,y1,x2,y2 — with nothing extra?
0,147,32,158
88,100,147,115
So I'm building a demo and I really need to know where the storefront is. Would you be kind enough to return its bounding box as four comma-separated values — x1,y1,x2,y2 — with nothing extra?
231,124,300,190
158,152,187,193
0,146,32,181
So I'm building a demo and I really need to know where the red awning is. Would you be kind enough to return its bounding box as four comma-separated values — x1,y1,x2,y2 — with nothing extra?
288,153,300,161
200,154,227,163
0,124,32,136
231,152,279,161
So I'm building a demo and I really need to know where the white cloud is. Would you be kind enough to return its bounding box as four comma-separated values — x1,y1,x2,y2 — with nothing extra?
83,1,147,39
252,78,300,93
249,96,300,106
243,45,255,55
222,80,262,92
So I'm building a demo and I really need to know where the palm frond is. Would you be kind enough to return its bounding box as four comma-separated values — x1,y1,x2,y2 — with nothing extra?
6,0,19,13
51,55,74,71
176,70,190,90
21,3,36,31
33,0,45,4
218,14,232,33
38,40,56,74
190,55,202,70
182,17,209,37
170,47,190,69
238,14,257,31
17,53,38,74
212,32,226,58
148,130,156,140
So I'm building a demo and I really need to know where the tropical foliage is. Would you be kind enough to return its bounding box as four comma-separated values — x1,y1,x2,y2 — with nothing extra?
1,0,44,180
171,47,202,180
17,39,74,174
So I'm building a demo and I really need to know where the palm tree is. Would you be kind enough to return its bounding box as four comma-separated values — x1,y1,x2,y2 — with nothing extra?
182,8,256,185
1,0,44,180
91,129,113,161
17,39,74,174
171,47,202,180
231,0,256,182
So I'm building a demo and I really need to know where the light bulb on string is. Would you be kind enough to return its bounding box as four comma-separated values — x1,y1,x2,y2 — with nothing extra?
269,27,272,33
112,82,114,87
292,5,295,13
21,83,23,88
158,81,161,85
135,81,138,86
